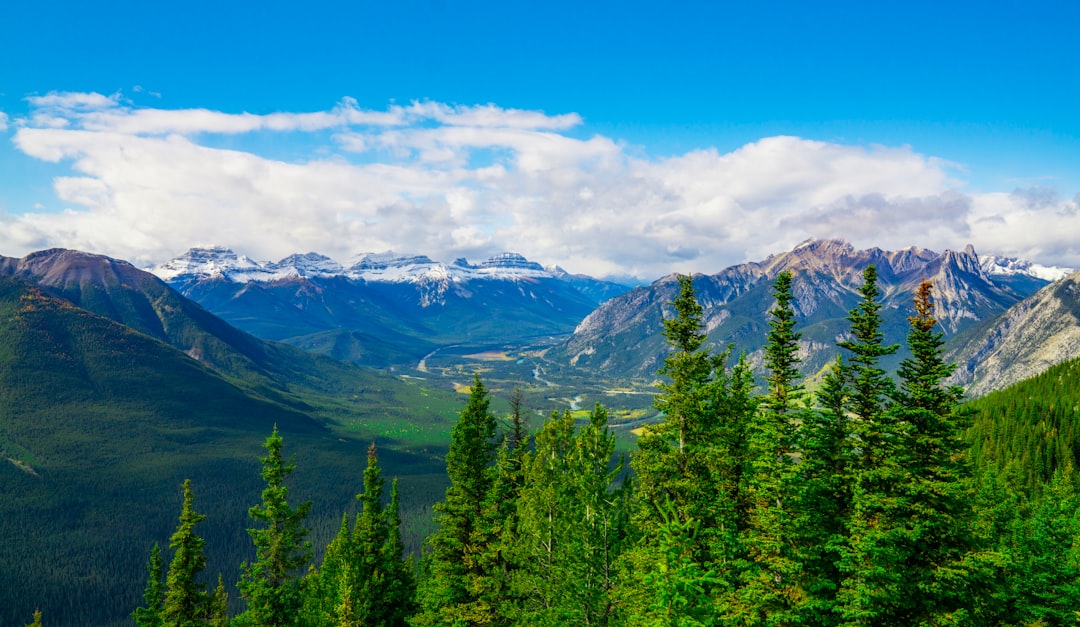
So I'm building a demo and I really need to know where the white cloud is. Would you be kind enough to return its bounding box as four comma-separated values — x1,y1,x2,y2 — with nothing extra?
0,111,8,132
5,92,1080,277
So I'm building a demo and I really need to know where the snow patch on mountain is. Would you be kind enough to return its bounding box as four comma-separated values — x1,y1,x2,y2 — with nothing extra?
152,247,557,284
980,255,1074,282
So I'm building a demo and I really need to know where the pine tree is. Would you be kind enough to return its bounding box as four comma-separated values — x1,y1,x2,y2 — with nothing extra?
514,404,630,626
24,610,43,627
348,443,416,626
237,426,313,627
475,390,530,626
834,266,906,626
382,478,418,625
299,514,352,626
572,404,632,626
738,271,805,624
413,375,500,626
798,357,851,626
515,410,579,625
133,543,165,627
162,480,211,627
837,265,899,467
891,279,975,623
208,575,229,627
625,274,755,624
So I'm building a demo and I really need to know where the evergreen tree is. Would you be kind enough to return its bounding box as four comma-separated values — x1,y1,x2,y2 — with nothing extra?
514,410,579,625
413,375,500,626
738,271,805,624
237,426,313,627
798,357,852,626
208,575,229,627
573,404,633,626
133,543,165,627
643,503,720,627
24,610,43,627
514,404,631,626
382,478,418,625
625,274,755,625
347,443,417,626
475,391,530,626
1009,465,1080,624
299,514,352,626
834,266,905,626
891,279,975,623
162,480,211,627
837,265,899,467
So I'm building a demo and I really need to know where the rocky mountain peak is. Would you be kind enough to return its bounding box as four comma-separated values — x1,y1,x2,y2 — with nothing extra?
153,246,261,281
268,253,343,276
478,252,546,273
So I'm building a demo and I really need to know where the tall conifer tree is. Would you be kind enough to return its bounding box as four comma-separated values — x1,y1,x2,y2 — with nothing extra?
237,426,313,627
626,274,754,624
162,480,211,627
892,279,975,623
413,375,500,626
134,543,166,627
738,271,805,624
835,266,905,625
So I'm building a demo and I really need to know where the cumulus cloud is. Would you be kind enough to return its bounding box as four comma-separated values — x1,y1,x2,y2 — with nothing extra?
0,111,8,132
5,92,1080,277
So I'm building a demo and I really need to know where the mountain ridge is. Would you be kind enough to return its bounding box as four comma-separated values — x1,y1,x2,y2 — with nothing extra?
555,238,1053,381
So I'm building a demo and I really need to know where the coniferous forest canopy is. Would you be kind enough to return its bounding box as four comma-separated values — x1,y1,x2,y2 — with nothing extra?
12,268,1080,626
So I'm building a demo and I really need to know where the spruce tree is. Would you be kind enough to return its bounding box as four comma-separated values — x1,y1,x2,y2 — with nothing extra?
798,357,851,626
24,610,43,627
413,375,500,626
573,404,632,626
162,480,211,627
514,410,579,625
237,426,313,627
514,404,630,626
382,478,418,625
834,266,907,626
133,543,165,627
208,575,229,627
738,271,805,624
625,274,754,624
348,443,417,626
892,279,975,623
475,392,530,626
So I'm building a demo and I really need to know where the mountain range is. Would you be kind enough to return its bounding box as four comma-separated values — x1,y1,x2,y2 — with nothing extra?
553,239,1072,383
1,239,1078,624
152,247,630,367
0,249,462,627
148,239,1080,399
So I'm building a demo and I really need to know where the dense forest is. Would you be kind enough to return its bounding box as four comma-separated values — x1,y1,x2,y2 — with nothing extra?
19,267,1080,626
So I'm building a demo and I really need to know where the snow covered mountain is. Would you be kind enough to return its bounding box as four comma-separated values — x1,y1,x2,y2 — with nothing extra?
154,248,558,287
151,247,630,366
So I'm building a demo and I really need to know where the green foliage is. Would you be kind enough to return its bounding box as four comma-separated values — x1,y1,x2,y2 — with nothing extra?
413,376,501,626
640,505,721,627
737,271,806,624
236,426,313,627
133,543,166,627
513,405,631,625
626,274,756,624
162,480,212,627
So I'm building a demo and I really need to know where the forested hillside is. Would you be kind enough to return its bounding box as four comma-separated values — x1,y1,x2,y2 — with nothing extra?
71,266,1080,627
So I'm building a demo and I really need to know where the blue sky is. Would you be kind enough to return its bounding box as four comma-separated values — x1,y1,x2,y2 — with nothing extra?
2,0,1078,278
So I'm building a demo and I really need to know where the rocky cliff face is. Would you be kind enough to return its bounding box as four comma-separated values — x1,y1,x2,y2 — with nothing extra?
557,239,1044,381
948,270,1080,397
